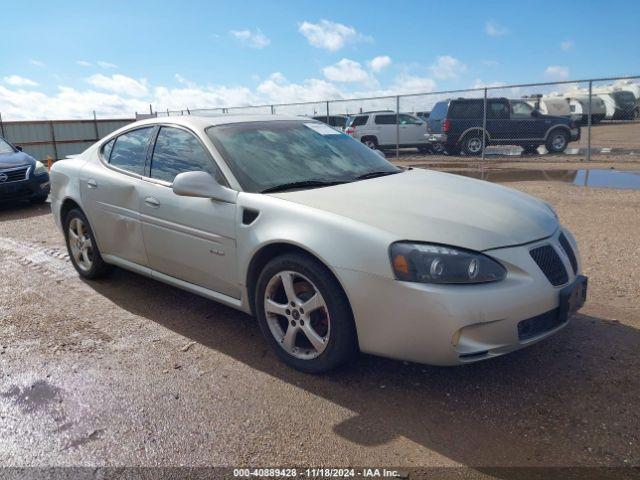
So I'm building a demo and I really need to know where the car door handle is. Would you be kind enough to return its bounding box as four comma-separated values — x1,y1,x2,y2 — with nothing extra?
87,179,98,189
144,197,160,208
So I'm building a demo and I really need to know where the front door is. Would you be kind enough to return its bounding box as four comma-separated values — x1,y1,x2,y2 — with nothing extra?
398,114,428,145
138,125,239,298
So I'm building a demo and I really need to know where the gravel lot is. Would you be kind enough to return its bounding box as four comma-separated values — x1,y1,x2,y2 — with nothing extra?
0,162,638,476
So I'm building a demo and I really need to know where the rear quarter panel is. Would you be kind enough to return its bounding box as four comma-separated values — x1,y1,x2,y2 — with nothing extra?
49,153,90,230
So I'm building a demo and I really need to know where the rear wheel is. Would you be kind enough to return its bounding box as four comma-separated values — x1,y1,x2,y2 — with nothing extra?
64,208,112,279
461,132,486,156
255,253,357,373
545,129,569,153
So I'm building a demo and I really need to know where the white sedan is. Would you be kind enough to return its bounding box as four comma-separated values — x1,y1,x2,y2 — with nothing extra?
50,115,587,373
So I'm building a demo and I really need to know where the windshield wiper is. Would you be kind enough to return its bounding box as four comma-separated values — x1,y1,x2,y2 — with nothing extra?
261,179,348,193
353,170,401,181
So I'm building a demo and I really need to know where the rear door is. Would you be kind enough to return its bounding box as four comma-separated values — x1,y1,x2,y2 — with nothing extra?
509,101,541,141
138,125,239,298
373,114,396,145
80,127,154,266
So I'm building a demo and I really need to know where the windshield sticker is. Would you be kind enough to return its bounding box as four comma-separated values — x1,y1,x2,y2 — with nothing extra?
304,123,341,135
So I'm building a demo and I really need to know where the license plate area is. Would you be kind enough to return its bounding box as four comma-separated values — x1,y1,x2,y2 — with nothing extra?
559,275,588,321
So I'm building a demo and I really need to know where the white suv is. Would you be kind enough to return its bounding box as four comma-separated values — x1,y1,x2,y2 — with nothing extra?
345,111,429,151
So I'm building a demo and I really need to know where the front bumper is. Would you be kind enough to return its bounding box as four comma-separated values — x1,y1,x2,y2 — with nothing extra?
337,228,584,366
0,173,50,202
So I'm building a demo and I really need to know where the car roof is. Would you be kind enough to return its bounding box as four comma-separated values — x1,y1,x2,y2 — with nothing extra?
125,114,318,131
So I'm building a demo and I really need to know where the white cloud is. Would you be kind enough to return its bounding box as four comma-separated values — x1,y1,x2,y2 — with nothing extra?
4,75,39,87
560,40,574,51
76,60,92,67
388,74,436,94
544,65,570,80
428,55,467,80
472,79,507,89
257,72,342,103
298,19,370,51
29,59,45,67
87,74,149,97
97,61,118,69
485,21,509,37
229,29,270,49
322,58,372,83
368,55,391,72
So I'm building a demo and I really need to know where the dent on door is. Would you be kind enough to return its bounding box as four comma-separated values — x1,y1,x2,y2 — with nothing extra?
80,162,148,265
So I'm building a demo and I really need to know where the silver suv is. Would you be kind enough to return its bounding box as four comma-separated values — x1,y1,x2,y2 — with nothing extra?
345,111,429,151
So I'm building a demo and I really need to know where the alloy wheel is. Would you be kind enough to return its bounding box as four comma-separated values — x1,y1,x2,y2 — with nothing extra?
263,270,330,360
68,217,94,272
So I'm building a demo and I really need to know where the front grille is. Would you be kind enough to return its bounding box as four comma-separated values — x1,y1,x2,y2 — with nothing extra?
0,167,29,183
518,308,565,341
530,244,568,286
558,232,578,275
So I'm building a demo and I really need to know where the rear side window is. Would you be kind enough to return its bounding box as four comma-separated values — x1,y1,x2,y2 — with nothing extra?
150,127,225,184
109,127,154,175
101,138,115,160
374,114,396,125
449,101,483,119
349,116,369,127
429,102,448,120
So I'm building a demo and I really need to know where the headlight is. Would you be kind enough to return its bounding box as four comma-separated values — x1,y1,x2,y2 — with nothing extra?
33,161,48,176
390,242,506,284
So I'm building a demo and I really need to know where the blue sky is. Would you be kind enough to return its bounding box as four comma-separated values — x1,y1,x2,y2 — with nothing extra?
1,0,639,119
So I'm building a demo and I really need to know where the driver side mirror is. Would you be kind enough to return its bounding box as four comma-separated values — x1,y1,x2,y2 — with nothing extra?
15,145,23,151
172,171,237,203
531,109,542,117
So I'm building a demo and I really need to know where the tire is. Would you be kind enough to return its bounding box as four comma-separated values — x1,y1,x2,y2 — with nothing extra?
461,132,486,156
431,143,446,154
63,208,112,279
361,137,378,150
545,129,569,154
522,145,540,154
255,253,358,373
417,146,431,154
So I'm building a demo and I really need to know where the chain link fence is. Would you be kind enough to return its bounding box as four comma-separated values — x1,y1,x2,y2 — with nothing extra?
157,75,640,163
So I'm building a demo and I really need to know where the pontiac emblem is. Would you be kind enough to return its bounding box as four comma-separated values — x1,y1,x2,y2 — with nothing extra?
0,173,8,183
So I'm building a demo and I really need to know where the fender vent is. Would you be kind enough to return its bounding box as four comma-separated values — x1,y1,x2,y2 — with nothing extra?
242,209,259,225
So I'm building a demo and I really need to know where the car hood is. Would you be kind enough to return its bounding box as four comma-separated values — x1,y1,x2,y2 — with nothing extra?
270,169,558,251
0,151,35,169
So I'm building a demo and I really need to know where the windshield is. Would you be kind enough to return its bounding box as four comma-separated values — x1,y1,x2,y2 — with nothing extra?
0,138,15,155
613,91,636,105
206,120,399,193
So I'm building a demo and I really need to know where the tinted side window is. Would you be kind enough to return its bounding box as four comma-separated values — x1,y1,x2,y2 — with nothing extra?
510,101,533,118
429,102,448,120
375,114,396,125
109,127,154,175
350,116,369,127
488,101,510,119
399,114,421,125
101,138,115,160
449,101,483,119
150,127,224,184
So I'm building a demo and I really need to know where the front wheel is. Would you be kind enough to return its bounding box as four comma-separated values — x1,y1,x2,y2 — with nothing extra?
545,130,569,153
64,208,112,279
361,137,378,150
255,253,357,373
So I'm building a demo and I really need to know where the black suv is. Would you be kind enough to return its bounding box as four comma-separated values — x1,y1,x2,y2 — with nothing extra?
426,97,580,155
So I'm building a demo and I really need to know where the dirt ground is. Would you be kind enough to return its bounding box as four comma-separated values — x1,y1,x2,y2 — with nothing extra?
0,160,639,478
